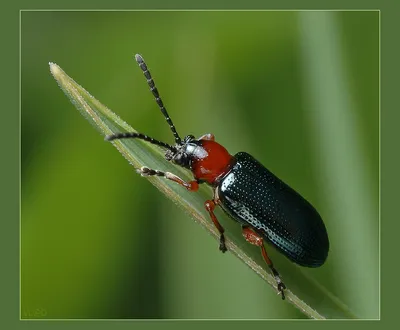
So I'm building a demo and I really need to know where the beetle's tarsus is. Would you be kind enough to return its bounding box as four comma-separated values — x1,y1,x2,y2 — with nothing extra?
104,135,114,141
277,282,286,300
137,166,152,176
219,235,227,253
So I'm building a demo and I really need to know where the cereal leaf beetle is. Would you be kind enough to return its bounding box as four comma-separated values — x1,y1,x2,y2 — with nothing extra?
106,54,330,300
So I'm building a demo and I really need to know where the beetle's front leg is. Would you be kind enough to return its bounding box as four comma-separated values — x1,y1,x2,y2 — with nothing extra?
204,199,227,253
139,166,227,252
242,226,286,300
138,166,199,192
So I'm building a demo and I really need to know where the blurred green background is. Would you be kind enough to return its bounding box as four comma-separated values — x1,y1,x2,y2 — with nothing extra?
21,11,379,319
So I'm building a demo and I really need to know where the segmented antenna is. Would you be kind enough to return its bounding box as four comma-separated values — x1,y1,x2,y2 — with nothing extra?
105,132,176,152
135,54,182,145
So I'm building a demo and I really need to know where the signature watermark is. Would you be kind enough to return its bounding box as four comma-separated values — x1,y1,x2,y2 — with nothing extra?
22,307,47,318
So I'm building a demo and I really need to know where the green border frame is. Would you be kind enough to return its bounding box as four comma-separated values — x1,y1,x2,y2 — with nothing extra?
4,0,396,328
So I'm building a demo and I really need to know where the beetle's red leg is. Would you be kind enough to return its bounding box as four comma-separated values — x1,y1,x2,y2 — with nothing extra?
242,226,286,300
137,166,199,192
205,200,227,253
260,244,286,300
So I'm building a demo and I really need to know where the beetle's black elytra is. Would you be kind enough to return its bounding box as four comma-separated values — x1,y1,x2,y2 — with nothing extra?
218,152,329,267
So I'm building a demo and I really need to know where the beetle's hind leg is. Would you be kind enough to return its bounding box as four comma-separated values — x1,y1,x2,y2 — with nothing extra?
242,226,286,300
205,200,227,253
137,166,199,191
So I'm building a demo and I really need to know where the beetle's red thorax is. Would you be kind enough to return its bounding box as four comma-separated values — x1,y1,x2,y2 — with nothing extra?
191,140,234,185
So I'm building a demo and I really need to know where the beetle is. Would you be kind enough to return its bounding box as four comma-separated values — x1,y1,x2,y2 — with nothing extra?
106,54,329,300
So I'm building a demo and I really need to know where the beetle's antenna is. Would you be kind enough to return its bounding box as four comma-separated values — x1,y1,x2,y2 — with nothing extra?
135,54,182,145
105,132,177,152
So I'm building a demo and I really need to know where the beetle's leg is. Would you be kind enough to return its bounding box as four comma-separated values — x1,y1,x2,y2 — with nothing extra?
204,200,227,253
261,244,286,300
242,226,286,300
137,166,199,192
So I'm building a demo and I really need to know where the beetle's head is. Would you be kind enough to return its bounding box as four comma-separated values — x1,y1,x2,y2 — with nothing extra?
165,135,199,169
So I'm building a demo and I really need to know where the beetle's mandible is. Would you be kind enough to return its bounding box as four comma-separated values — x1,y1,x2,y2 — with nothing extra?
105,54,330,300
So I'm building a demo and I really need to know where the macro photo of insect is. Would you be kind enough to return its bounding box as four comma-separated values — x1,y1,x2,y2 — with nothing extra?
22,10,379,319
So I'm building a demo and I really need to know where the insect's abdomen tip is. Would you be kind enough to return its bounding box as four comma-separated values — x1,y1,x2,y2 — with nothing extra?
104,135,114,141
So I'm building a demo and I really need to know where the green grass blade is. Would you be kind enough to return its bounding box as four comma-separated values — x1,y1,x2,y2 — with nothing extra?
50,62,357,319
